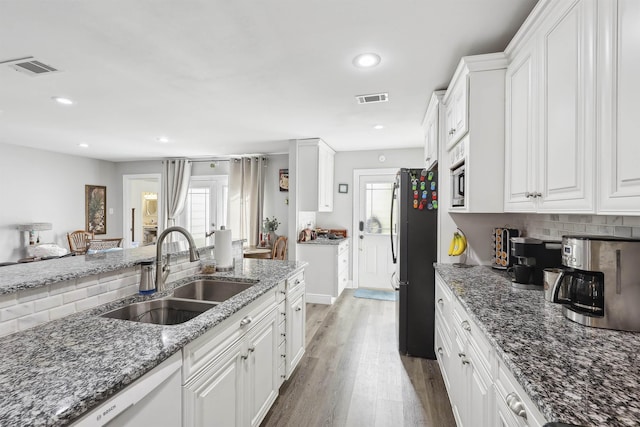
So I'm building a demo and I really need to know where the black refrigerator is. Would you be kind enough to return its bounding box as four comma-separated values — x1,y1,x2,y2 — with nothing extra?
390,167,438,359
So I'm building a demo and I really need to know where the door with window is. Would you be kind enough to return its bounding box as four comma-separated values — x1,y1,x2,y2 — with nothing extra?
179,176,228,240
356,173,396,289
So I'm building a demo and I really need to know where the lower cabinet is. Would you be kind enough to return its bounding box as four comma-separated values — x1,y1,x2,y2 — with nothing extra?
298,240,349,305
435,272,545,427
182,291,279,427
285,272,305,378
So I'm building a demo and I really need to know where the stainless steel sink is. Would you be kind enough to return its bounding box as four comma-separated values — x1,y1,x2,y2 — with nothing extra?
172,279,256,303
101,298,217,325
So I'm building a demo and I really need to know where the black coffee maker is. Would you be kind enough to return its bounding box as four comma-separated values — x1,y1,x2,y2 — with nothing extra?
509,237,562,289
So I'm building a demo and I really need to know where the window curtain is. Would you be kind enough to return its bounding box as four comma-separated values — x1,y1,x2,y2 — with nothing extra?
162,159,192,229
229,156,267,247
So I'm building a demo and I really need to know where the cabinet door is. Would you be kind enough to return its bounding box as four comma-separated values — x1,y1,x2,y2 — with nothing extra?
466,344,493,427
445,79,468,149
318,145,334,212
537,0,596,212
183,340,244,427
286,289,305,378
246,308,279,427
423,100,439,170
504,42,537,212
598,0,640,214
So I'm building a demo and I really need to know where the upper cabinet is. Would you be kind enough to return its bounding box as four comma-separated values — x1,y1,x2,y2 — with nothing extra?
297,138,335,212
423,91,445,171
504,0,597,213
444,53,508,213
597,0,640,214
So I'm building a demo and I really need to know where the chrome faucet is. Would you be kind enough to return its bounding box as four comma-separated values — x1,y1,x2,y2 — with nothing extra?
156,226,200,291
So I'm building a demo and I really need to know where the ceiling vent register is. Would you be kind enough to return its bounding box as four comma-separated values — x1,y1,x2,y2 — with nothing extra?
356,92,389,104
1,56,59,76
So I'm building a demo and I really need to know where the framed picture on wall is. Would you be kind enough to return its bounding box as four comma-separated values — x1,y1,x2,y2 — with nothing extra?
279,169,289,192
85,185,107,235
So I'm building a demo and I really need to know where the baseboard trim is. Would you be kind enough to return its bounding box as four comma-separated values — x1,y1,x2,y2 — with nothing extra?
305,293,336,305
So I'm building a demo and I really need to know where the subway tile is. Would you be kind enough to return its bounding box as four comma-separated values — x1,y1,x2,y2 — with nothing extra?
18,286,49,303
75,296,102,312
0,302,34,321
606,216,623,225
591,216,607,225
120,267,136,277
87,283,110,297
34,295,63,312
0,320,18,338
98,290,120,305
550,214,560,221
614,226,632,238
542,228,551,236
76,275,98,289
62,288,88,304
99,270,121,282
632,227,640,238
0,293,17,309
573,224,587,233
17,312,50,331
108,278,128,291
586,225,600,234
623,216,640,227
49,280,76,296
598,225,614,235
49,304,76,320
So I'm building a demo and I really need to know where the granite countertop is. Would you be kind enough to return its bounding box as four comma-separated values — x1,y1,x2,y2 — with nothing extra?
0,259,306,426
434,263,640,427
0,238,225,295
298,236,349,246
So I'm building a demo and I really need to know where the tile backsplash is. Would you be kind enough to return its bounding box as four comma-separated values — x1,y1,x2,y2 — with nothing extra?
522,214,640,241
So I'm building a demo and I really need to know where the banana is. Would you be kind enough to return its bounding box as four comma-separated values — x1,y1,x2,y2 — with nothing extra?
448,233,457,256
452,232,468,256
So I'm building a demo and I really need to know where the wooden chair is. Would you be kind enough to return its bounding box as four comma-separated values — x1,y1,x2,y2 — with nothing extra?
271,236,288,260
67,230,94,254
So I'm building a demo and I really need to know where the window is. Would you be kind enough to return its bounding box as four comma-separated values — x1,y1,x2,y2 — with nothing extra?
364,182,393,234
179,176,228,240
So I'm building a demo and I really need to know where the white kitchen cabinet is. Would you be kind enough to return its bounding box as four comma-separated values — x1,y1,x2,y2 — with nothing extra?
285,271,305,378
435,272,546,427
297,138,335,212
72,353,182,427
444,53,508,213
423,91,445,170
298,240,349,305
597,0,640,215
182,290,279,427
504,0,597,213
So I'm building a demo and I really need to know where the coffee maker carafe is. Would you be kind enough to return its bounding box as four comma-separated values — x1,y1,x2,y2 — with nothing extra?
549,235,640,332
509,237,562,289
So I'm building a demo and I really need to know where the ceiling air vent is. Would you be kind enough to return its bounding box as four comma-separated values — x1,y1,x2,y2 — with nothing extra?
356,92,389,104
1,56,59,76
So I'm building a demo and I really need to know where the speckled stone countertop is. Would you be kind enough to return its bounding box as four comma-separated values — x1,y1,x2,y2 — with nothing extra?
0,259,305,426
298,237,349,246
0,238,227,295
435,263,640,427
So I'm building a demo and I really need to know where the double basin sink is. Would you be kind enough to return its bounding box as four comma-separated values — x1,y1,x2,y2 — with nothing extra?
101,279,256,326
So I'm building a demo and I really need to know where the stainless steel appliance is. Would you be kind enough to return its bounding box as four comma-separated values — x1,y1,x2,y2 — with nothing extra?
509,237,562,289
491,227,519,269
390,168,438,359
550,235,640,332
450,163,465,207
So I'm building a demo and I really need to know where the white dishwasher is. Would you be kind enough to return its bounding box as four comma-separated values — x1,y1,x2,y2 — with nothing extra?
73,352,182,427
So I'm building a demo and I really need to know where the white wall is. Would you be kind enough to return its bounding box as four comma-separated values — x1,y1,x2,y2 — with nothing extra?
263,154,289,240
316,148,424,235
0,143,121,261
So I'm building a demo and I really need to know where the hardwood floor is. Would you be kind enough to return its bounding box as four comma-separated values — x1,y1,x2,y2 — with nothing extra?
261,289,456,427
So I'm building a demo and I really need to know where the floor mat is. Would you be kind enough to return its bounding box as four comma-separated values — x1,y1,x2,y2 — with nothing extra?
353,288,397,301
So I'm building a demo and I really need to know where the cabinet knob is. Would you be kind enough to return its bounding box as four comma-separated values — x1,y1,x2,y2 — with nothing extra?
461,320,471,332
505,392,527,419
449,128,456,135
535,192,542,198
437,298,444,305
241,354,248,360
525,191,532,198
437,347,443,355
240,316,253,326
248,346,255,353
461,356,471,365
295,306,302,312
295,279,301,285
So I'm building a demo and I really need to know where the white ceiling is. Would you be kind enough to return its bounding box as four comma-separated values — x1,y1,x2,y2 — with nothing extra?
0,0,538,162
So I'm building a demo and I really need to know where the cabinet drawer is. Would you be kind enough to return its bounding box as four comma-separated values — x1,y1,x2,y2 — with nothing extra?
278,318,286,344
277,280,286,302
337,249,349,274
451,298,492,372
435,274,452,324
495,359,546,427
286,271,304,292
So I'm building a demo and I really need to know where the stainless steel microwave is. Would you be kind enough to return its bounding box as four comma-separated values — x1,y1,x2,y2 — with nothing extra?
451,163,465,207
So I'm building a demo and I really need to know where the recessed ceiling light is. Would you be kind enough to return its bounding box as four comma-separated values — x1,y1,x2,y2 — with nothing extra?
158,137,170,143
78,143,89,148
52,96,74,105
353,53,381,68
373,124,385,130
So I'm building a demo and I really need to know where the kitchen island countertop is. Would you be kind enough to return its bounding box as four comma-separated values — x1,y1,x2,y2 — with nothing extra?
435,263,640,427
0,258,305,426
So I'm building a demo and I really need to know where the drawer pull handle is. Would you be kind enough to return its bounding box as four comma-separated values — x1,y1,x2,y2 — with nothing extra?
437,298,443,304
248,346,255,353
461,320,471,332
295,279,301,285
280,291,286,295
240,316,253,326
505,392,527,419
241,354,248,360
295,306,302,312
281,354,286,358
437,347,443,355
458,352,465,358
281,333,286,337
461,356,470,365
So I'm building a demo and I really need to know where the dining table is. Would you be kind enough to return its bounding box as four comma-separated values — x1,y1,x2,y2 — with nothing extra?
243,247,272,259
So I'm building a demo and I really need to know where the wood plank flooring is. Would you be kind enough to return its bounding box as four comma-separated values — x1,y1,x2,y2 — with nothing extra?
261,289,456,427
